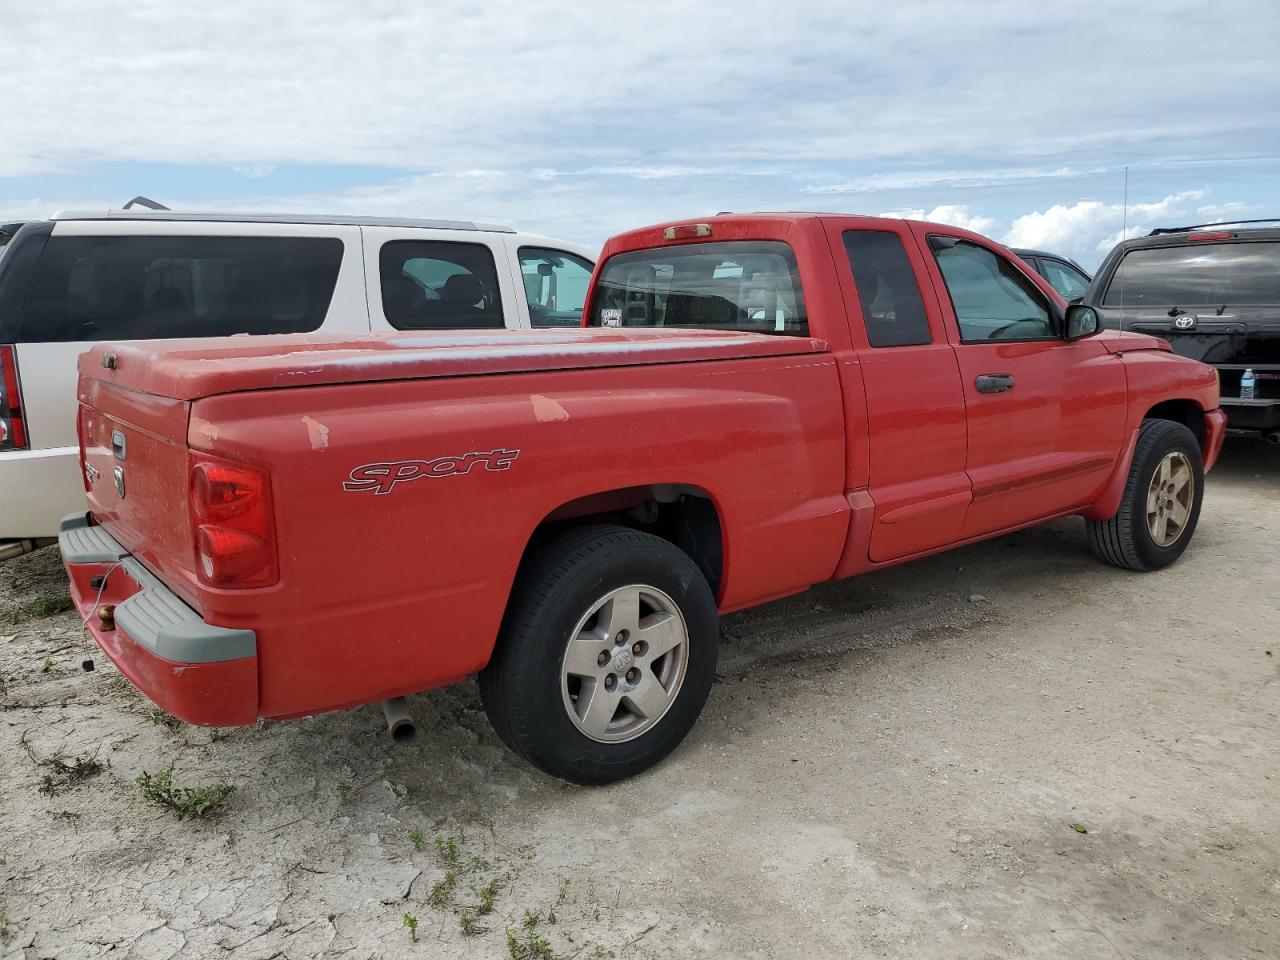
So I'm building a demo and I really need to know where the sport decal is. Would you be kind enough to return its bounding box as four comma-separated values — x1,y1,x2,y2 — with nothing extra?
344,448,520,495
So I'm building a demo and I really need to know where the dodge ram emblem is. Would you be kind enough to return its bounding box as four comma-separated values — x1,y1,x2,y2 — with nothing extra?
1172,315,1197,330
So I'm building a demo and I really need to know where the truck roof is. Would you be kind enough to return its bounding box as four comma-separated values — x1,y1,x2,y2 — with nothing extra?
598,211,986,256
79,328,828,401
48,209,517,233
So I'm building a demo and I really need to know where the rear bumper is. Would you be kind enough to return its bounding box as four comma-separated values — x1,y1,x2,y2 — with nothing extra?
59,513,258,726
0,446,89,539
1218,398,1280,432
1204,408,1228,472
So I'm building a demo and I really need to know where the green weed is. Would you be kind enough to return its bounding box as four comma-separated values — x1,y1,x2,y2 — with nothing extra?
427,871,457,906
135,766,234,819
434,832,460,864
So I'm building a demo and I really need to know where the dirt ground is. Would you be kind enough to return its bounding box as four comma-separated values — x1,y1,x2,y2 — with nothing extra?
2,438,1277,960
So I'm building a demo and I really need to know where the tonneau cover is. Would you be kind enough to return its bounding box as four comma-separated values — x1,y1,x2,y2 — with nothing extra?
80,328,829,400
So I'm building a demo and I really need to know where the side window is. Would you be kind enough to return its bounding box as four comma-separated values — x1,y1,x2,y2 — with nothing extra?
518,247,593,327
931,240,1054,342
1041,259,1090,301
841,231,931,347
379,241,503,330
19,235,343,342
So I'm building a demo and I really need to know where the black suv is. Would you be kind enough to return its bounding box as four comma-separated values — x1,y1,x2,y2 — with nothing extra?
1084,221,1280,443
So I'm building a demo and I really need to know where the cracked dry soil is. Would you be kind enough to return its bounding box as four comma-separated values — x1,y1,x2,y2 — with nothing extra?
2,439,1278,959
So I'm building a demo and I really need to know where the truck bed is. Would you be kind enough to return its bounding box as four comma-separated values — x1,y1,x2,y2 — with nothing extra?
79,328,828,400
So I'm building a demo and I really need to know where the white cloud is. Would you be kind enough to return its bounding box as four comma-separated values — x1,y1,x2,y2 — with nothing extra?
0,0,1277,177
808,166,1090,195
1003,191,1208,265
881,204,999,235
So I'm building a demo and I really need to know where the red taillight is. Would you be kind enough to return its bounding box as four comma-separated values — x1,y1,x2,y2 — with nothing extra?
1186,231,1232,242
1,345,27,450
662,223,713,241
190,455,277,587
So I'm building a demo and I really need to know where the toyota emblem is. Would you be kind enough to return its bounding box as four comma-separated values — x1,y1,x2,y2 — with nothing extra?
1173,315,1197,330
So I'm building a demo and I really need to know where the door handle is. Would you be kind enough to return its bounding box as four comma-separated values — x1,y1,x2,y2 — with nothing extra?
975,373,1015,394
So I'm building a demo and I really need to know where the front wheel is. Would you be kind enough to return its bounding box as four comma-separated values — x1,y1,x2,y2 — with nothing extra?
1087,418,1205,571
479,524,718,785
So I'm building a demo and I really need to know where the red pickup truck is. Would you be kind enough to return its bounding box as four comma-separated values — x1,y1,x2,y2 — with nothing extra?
62,213,1226,784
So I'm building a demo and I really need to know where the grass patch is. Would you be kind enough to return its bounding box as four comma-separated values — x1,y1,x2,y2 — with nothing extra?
507,924,558,960
20,732,104,795
135,765,234,819
4,594,74,624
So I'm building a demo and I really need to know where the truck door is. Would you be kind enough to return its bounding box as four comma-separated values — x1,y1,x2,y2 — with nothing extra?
824,220,971,562
908,224,1127,538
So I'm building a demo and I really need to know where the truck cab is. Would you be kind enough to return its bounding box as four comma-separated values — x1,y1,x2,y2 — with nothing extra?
587,214,1223,565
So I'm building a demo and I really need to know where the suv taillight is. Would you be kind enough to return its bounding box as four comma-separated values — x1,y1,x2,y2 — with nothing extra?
190,454,278,587
1,345,27,450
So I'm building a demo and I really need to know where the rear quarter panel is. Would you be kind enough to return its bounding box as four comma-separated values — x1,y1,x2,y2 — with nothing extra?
192,354,849,719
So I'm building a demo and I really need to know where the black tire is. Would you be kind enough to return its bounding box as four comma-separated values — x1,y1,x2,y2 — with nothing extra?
479,524,718,785
1086,419,1205,571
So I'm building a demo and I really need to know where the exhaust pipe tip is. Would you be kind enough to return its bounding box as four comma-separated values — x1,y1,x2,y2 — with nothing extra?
381,697,417,743
1264,430,1280,446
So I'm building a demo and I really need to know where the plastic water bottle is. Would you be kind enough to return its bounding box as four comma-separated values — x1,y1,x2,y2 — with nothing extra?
1241,368,1256,401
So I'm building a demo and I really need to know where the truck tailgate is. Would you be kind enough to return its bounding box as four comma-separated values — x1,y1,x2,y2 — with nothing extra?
78,375,201,608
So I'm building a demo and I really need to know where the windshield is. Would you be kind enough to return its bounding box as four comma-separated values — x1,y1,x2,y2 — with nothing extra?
1103,241,1280,307
589,240,808,336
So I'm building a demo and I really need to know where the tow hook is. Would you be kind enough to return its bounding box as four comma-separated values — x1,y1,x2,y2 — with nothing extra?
381,697,417,743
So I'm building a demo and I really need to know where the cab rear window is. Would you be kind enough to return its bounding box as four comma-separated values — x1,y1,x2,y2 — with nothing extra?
1103,241,1280,306
589,241,807,336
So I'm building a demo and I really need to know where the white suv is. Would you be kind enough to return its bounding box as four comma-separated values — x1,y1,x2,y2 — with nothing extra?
0,209,595,544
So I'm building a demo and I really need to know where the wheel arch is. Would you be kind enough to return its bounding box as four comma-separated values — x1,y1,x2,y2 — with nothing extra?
520,483,726,601
1143,398,1206,449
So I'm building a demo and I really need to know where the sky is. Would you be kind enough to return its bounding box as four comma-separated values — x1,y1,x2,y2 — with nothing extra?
2,0,1278,270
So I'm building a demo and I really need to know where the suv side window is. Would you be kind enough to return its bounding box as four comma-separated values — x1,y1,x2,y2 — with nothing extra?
19,235,343,342
1040,258,1089,301
931,240,1054,342
519,247,593,327
842,231,931,347
380,241,503,330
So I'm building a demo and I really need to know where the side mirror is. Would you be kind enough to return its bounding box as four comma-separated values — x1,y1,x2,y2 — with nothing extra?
1065,304,1100,340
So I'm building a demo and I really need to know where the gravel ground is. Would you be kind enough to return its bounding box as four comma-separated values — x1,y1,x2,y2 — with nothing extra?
1,438,1277,960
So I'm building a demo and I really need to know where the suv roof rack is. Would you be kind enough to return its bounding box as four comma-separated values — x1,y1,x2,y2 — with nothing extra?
1148,218,1280,236
48,210,516,233
122,196,171,211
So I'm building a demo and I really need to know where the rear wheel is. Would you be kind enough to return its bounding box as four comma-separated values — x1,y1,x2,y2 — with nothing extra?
1087,419,1204,571
480,525,718,785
